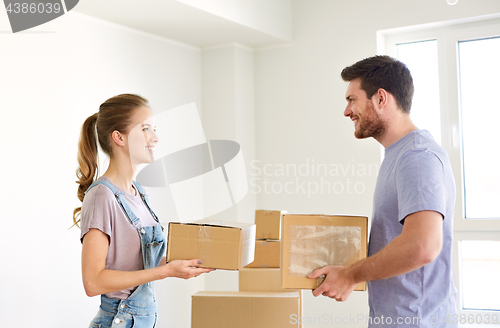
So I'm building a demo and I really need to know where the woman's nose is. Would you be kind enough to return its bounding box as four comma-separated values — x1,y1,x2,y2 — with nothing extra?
149,130,159,144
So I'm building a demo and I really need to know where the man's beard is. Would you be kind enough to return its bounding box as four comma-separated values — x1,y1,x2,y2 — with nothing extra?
354,101,386,140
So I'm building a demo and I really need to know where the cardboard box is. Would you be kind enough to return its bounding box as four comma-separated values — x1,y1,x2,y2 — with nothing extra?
166,220,256,270
238,268,303,317
281,214,368,291
255,210,285,239
239,268,303,317
192,291,300,328
239,268,291,292
244,240,280,268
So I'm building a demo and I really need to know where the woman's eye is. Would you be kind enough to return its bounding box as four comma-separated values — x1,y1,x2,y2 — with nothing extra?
143,127,149,131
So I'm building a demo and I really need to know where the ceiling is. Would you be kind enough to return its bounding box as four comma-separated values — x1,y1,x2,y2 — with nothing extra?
73,0,288,49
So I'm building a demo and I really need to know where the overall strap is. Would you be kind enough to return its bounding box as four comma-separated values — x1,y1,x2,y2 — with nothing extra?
132,180,161,225
86,180,142,229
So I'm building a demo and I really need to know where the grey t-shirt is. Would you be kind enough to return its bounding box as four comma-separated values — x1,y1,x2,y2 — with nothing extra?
80,176,159,300
368,130,458,327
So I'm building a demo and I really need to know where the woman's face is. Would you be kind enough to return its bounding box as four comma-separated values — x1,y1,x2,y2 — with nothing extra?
126,106,158,166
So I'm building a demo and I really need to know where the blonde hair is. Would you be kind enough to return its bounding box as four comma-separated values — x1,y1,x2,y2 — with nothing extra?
72,94,149,227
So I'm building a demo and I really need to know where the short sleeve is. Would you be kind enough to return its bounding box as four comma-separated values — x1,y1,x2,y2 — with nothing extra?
396,149,447,224
80,184,116,243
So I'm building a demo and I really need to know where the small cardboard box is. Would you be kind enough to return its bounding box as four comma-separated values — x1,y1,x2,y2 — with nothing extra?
166,220,256,270
239,268,291,292
281,214,368,291
244,240,280,268
191,291,300,328
239,268,303,317
255,210,286,239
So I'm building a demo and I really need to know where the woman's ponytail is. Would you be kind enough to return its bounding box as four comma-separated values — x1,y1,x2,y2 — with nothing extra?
72,113,99,227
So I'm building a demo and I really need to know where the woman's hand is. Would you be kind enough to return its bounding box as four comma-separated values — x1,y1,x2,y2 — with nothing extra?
162,259,214,279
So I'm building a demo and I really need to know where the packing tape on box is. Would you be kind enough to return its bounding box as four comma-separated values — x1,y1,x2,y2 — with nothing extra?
136,103,248,221
198,225,211,265
288,225,362,277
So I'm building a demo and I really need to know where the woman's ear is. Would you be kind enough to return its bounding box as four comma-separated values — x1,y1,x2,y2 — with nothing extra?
111,130,126,147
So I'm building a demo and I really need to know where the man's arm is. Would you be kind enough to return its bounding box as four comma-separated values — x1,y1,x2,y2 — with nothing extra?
309,210,443,300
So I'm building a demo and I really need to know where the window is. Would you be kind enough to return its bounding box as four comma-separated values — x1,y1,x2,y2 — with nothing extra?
396,40,441,145
460,240,500,311
381,16,500,320
458,37,500,219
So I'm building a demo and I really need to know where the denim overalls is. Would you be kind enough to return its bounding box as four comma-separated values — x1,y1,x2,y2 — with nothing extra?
86,180,166,328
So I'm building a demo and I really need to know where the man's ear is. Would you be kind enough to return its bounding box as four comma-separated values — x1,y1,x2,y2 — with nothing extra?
111,130,126,147
373,88,389,110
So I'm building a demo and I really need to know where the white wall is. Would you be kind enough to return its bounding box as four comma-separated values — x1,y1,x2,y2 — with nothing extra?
200,43,257,292
0,11,203,328
254,0,500,327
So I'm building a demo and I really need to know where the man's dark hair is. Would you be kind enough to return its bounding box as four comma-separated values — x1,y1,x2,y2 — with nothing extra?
341,55,414,113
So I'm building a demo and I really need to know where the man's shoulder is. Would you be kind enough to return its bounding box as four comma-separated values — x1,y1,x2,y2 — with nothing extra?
396,130,448,163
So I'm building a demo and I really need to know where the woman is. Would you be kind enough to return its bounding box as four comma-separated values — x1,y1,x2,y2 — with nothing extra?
73,94,212,328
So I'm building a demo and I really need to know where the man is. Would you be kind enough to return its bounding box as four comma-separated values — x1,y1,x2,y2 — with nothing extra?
309,55,458,327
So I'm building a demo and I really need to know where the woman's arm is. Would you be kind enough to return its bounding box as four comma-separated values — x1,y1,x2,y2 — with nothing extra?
82,228,213,297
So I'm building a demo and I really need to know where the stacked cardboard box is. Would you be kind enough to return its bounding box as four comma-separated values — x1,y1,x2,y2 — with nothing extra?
240,210,303,318
191,291,301,328
244,210,285,268
191,210,302,328
190,212,369,327
189,211,301,327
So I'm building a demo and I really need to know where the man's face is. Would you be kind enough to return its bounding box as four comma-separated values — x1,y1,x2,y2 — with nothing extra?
344,78,386,140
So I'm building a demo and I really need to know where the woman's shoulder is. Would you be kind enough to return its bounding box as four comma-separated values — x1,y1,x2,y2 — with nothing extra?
82,179,118,210
80,182,117,242
80,179,121,237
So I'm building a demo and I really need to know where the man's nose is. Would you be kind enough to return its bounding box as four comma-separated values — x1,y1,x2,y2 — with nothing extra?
344,105,352,117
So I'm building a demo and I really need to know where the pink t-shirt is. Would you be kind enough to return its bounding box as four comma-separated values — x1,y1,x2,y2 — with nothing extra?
80,176,159,299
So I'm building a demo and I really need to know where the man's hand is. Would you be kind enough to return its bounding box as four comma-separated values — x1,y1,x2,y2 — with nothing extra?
308,265,357,301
